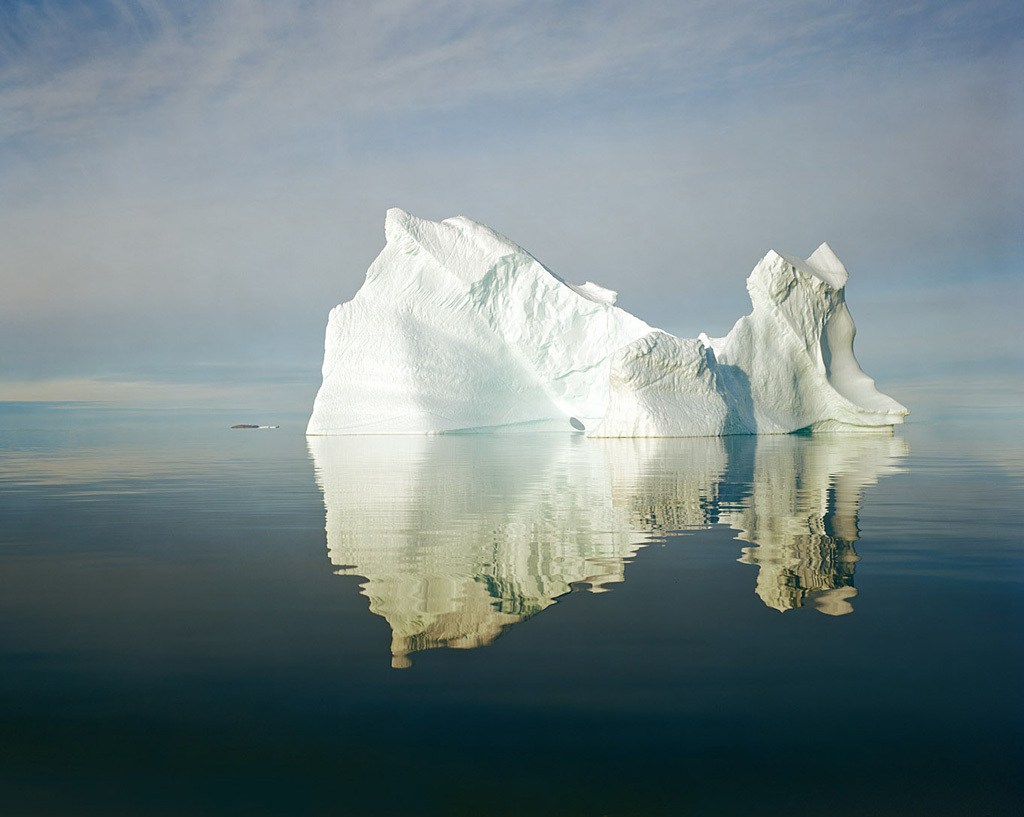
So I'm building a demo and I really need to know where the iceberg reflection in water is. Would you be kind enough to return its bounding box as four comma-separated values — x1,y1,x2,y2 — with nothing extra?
308,432,907,667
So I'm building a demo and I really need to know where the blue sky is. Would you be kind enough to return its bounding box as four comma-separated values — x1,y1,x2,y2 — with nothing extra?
1,0,1020,410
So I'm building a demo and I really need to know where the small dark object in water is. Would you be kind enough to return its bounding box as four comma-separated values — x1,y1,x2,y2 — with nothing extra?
231,424,259,429
569,417,586,431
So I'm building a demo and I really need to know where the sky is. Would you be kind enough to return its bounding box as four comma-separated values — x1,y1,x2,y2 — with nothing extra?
1,0,1021,412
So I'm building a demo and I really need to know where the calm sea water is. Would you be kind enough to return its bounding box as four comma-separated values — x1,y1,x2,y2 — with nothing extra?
0,401,1021,816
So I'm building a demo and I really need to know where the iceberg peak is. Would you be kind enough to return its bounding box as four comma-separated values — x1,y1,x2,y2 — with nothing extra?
805,241,848,289
308,210,907,437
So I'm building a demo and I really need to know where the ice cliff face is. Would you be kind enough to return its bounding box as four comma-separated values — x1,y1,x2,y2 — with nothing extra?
308,208,653,434
307,209,907,436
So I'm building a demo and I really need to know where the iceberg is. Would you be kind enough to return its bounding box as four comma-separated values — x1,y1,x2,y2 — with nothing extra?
307,209,907,436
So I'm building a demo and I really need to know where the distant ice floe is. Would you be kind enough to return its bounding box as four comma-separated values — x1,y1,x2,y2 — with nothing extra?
307,209,907,437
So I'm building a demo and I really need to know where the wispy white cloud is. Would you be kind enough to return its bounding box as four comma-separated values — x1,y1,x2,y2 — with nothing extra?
3,0,1017,148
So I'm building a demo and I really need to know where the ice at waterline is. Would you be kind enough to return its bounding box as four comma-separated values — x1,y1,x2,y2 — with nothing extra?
307,209,907,437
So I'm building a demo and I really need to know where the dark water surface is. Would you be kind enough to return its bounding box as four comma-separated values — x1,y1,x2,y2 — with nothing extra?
0,403,1021,816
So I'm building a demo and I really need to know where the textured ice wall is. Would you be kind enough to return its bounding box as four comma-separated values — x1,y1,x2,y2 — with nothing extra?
592,243,909,436
308,210,907,436
307,209,653,434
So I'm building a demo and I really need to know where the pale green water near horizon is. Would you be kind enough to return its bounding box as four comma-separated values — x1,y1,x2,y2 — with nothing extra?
0,399,1021,815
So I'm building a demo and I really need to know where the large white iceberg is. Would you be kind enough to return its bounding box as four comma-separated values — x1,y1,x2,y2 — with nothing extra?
307,209,907,436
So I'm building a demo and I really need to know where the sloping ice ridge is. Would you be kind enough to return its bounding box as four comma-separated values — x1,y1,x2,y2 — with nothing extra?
307,209,907,436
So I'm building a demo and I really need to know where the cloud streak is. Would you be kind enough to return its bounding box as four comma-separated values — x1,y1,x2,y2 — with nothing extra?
4,1,1017,147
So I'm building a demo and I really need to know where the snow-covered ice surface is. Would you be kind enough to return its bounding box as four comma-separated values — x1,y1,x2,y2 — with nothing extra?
307,210,907,437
